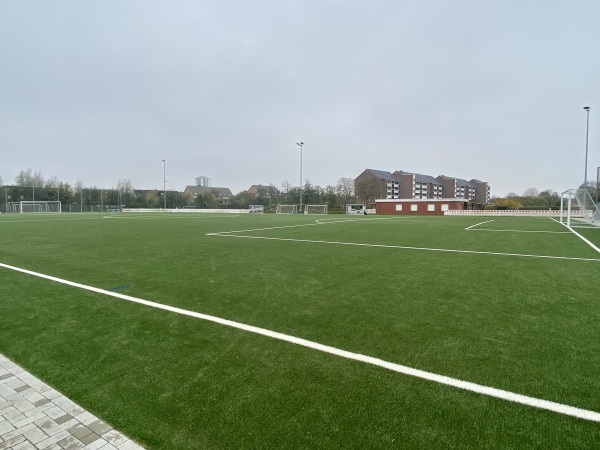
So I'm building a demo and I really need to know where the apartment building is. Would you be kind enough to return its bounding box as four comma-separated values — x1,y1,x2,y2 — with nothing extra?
393,171,443,199
355,168,490,213
470,179,491,204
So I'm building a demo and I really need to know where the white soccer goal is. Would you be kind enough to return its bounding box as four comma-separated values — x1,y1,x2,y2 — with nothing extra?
304,204,328,215
346,204,366,215
8,201,62,214
249,205,264,214
560,189,600,227
276,204,297,214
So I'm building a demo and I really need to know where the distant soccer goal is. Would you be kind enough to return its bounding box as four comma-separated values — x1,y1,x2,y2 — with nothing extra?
560,189,600,227
8,201,62,214
346,204,366,215
276,205,297,214
304,204,327,215
249,205,264,214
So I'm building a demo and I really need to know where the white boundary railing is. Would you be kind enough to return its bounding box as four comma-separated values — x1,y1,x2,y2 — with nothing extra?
444,210,585,217
122,208,249,214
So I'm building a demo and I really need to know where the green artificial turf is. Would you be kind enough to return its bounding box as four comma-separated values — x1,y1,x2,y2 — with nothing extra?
1,213,600,448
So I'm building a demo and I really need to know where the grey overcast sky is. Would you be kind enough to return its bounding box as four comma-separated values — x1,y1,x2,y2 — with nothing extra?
1,1,598,197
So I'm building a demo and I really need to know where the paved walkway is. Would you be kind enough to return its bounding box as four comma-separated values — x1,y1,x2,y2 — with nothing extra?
0,354,144,450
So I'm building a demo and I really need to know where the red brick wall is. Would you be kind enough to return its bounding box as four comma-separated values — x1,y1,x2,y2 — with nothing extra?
376,200,466,215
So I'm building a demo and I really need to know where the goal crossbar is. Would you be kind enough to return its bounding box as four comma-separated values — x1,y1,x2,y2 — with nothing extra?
8,201,62,214
276,204,297,214
304,204,328,215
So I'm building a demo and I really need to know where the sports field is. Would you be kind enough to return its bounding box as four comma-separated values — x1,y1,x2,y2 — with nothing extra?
1,213,599,448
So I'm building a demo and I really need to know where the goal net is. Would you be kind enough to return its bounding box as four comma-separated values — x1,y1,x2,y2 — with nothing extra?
560,189,600,227
249,205,264,214
304,204,328,215
346,204,366,215
8,201,62,213
276,204,297,214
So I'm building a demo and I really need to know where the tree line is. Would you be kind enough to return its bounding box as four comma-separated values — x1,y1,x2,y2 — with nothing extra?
1,169,358,213
491,182,599,210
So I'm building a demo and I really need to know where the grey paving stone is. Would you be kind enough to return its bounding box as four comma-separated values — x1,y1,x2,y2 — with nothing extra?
33,398,51,407
23,425,48,444
73,412,96,427
12,411,47,429
2,409,26,424
87,421,111,438
0,422,36,442
83,439,110,450
79,432,101,446
0,434,26,450
101,430,127,447
0,419,15,435
0,355,143,449
11,440,37,450
116,439,145,450
57,434,85,450
67,424,93,440
54,414,73,426
36,429,71,449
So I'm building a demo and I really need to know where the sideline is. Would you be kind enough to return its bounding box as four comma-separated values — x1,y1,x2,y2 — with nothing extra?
207,234,600,262
552,218,600,255
1,261,600,423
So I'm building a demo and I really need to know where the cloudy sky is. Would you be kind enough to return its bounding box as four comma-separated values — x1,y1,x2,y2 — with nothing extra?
1,1,598,197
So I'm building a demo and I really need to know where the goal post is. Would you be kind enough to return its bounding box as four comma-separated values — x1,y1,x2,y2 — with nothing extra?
560,189,600,227
276,204,297,214
304,204,328,215
8,201,62,214
346,204,366,215
249,205,264,214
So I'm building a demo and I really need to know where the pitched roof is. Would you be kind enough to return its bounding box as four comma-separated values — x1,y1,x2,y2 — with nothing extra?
394,170,441,185
366,169,398,182
184,186,233,198
437,175,474,187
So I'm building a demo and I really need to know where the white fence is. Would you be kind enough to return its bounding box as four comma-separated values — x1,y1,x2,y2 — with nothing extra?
122,208,249,214
444,209,585,217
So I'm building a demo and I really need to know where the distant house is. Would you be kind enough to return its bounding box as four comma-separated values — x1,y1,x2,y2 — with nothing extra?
183,186,233,206
247,185,279,198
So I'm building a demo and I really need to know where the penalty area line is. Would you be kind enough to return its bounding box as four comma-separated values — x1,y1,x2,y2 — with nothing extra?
1,261,600,423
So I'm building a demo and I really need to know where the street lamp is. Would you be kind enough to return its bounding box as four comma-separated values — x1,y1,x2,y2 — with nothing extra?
162,159,167,210
584,106,590,188
296,142,303,213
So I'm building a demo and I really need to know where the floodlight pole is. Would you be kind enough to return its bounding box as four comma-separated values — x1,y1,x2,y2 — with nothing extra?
596,166,600,205
162,159,167,210
584,106,590,188
296,142,303,213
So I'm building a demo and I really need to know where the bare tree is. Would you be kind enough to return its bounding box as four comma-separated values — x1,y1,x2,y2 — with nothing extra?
281,180,291,193
15,169,44,187
336,177,355,205
117,178,135,195
523,187,539,197
45,175,60,188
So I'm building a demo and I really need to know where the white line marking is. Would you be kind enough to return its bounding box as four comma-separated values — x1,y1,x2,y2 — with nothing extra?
465,220,494,230
552,218,600,255
467,229,570,234
208,234,600,262
207,217,402,235
1,262,600,422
